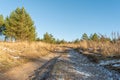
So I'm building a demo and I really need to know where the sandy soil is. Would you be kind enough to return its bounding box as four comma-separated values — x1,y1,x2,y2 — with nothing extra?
0,53,57,80
30,49,120,80
1,49,120,80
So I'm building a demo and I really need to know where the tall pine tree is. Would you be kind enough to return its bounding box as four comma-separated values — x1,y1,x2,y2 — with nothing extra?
43,32,56,43
90,33,99,41
0,15,4,27
5,7,36,41
0,15,5,35
81,33,89,40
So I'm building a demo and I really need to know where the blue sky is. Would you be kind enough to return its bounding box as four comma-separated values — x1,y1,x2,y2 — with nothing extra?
0,0,120,41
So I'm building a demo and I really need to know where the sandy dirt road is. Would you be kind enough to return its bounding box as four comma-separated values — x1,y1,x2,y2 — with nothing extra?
1,49,120,80
30,49,120,80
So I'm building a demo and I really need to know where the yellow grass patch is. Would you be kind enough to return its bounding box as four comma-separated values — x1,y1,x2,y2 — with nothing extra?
0,42,57,72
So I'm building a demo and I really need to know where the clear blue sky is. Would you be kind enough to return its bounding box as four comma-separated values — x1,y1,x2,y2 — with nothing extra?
0,0,120,41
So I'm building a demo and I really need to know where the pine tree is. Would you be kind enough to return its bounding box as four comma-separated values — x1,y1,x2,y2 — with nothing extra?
0,15,5,35
5,7,36,41
0,15,4,27
59,39,66,44
74,38,80,43
90,33,99,41
43,32,56,43
81,33,89,40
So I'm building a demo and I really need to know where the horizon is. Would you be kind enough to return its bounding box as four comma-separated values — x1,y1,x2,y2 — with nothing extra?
0,0,120,41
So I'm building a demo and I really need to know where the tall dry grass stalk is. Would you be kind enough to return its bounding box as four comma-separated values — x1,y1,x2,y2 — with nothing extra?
75,40,120,57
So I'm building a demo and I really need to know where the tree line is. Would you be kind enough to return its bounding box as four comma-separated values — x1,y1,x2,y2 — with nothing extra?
0,7,119,43
36,32,112,44
74,32,120,43
0,7,66,43
71,33,110,43
36,32,67,44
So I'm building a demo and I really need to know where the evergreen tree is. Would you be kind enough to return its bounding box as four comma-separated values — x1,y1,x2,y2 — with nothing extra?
59,39,66,44
56,39,60,44
36,37,41,41
0,15,4,27
90,33,99,41
56,39,67,44
5,7,36,41
74,38,80,43
0,15,5,35
43,32,56,43
81,33,89,40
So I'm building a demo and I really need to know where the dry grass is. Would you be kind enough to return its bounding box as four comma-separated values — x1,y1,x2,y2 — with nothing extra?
0,40,120,72
0,41,58,72
57,40,120,58
101,41,120,57
74,40,120,57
